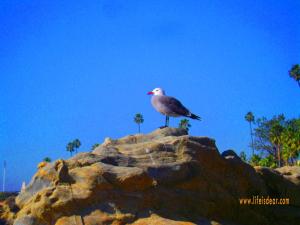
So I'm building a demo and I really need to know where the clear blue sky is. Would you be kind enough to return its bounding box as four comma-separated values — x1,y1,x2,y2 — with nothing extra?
1,0,299,191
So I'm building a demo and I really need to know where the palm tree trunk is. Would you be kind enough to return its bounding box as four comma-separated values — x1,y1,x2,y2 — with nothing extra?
249,122,254,156
277,145,281,167
138,124,140,133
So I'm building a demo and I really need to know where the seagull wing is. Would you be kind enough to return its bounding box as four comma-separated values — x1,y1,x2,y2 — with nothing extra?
159,96,190,116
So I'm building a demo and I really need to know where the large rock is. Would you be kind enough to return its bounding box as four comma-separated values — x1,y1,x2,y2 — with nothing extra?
1,128,299,225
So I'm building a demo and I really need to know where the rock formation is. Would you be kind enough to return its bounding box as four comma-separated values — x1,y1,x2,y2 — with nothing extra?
0,128,299,225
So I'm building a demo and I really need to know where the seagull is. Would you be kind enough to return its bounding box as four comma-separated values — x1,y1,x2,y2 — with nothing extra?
147,87,201,127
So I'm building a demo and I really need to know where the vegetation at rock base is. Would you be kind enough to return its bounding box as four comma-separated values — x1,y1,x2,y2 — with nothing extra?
91,143,100,150
239,151,247,162
0,192,18,201
134,113,144,133
242,114,300,168
43,157,51,163
178,119,191,132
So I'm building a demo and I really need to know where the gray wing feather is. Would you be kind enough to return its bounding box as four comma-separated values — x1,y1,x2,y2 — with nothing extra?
159,96,190,116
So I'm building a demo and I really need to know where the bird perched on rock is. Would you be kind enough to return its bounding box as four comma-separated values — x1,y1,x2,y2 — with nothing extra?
147,87,201,127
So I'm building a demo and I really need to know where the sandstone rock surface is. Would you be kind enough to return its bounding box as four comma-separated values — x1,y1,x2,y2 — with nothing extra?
1,128,299,225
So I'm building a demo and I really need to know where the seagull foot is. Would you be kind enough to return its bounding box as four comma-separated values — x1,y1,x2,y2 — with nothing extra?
159,126,168,129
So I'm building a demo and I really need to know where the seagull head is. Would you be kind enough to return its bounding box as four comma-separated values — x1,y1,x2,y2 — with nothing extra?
147,88,165,96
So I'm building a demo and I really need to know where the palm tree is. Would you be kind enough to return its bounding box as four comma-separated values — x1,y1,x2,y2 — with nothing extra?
281,119,300,165
249,154,261,166
66,142,75,156
134,113,144,133
179,119,191,132
73,139,81,153
289,64,300,87
269,123,285,167
43,157,52,163
245,112,255,157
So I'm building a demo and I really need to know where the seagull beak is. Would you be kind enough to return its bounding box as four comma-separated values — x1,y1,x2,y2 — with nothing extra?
147,91,154,95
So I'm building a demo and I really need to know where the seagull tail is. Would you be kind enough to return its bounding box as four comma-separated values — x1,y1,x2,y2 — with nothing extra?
188,113,201,121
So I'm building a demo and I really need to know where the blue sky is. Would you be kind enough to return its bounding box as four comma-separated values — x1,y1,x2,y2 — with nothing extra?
0,0,299,191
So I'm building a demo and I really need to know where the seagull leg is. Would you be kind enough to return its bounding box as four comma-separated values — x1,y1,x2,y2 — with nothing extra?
160,116,169,129
165,116,169,127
